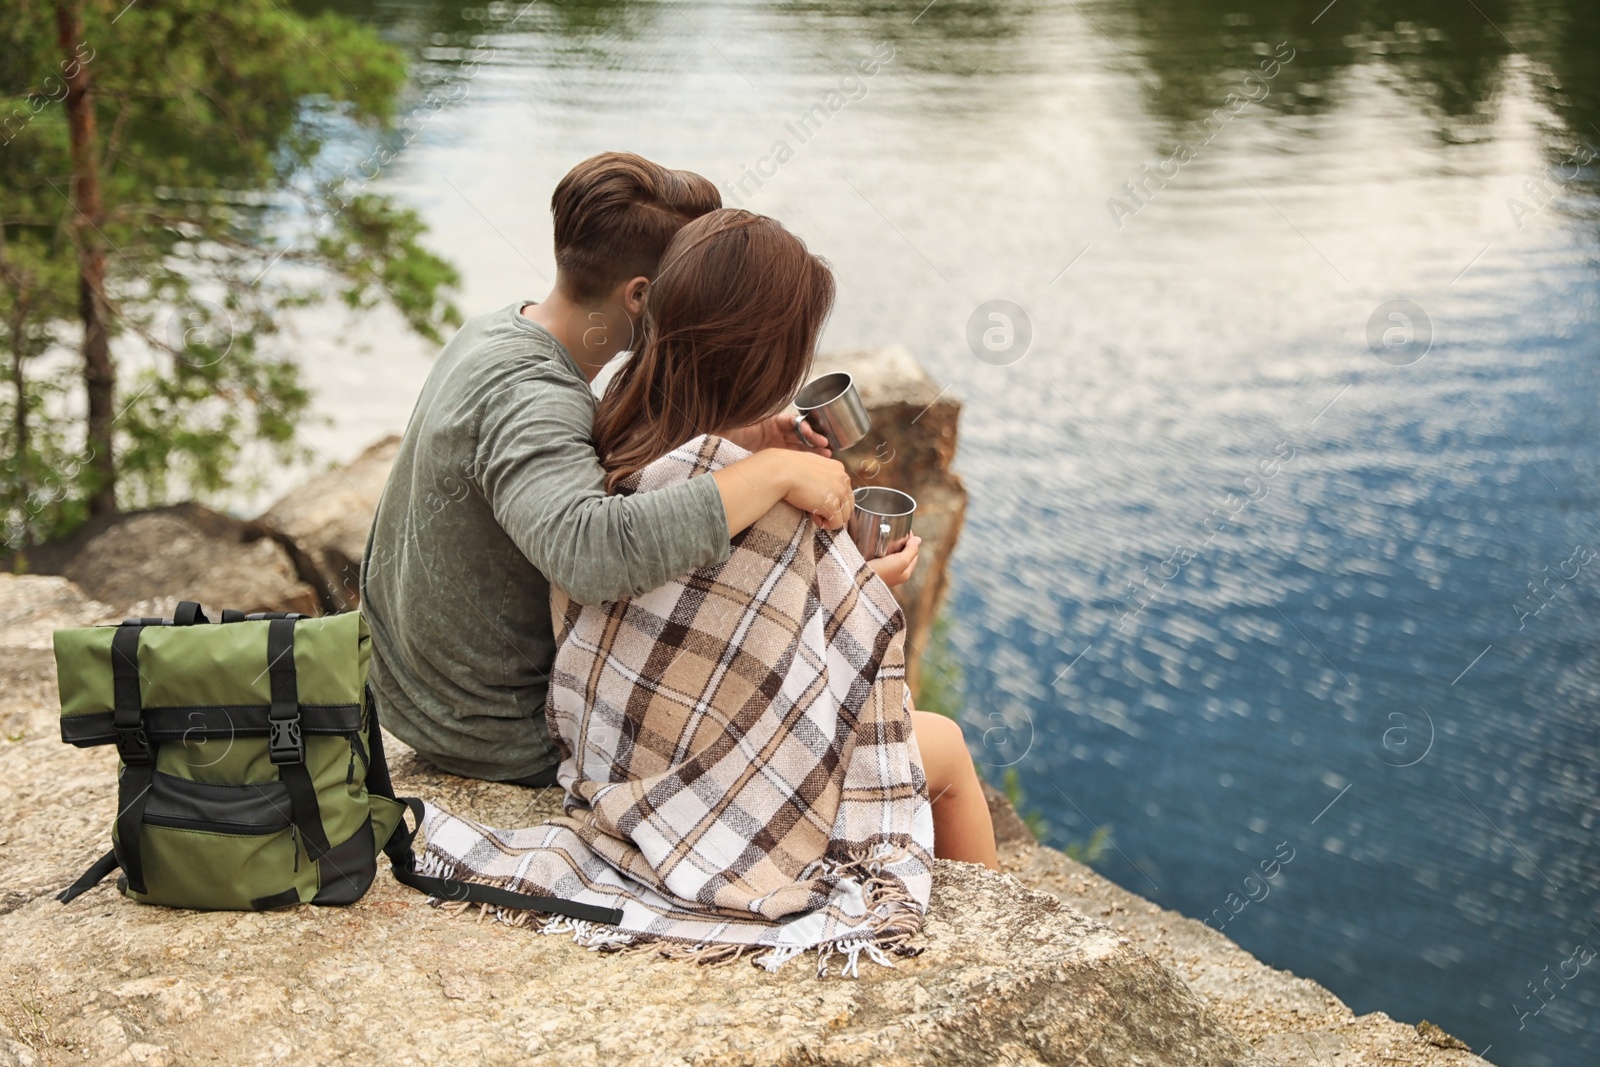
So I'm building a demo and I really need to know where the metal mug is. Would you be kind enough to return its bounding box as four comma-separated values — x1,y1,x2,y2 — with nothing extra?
848,487,916,560
793,371,871,452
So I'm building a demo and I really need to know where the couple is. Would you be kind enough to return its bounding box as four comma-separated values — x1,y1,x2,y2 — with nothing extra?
362,152,995,967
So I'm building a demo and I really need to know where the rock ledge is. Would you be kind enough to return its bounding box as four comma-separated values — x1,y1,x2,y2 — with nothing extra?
0,574,1492,1067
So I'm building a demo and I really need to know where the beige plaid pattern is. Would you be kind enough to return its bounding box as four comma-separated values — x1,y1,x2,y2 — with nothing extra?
421,435,934,970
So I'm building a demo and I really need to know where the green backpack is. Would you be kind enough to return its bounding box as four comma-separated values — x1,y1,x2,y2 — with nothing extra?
54,601,619,923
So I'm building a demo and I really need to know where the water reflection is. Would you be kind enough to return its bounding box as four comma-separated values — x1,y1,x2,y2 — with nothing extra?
1536,7,1600,162
300,0,662,66
305,0,1600,135
790,0,1039,78
1092,3,1510,157
1106,0,1600,164
313,0,1600,176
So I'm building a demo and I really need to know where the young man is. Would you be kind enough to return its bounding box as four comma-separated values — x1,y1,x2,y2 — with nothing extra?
360,152,864,785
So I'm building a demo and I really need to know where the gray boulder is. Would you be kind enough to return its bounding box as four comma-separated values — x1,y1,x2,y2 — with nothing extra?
259,436,400,611
57,503,321,618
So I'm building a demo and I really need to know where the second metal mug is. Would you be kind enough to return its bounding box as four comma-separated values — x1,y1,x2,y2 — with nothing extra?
793,372,871,452
848,487,916,560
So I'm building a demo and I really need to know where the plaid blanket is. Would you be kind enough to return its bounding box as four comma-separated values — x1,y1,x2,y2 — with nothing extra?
420,434,935,973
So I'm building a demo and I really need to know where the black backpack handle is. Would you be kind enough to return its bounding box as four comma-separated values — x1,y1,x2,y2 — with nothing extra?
221,609,309,623
173,601,208,626
119,603,309,627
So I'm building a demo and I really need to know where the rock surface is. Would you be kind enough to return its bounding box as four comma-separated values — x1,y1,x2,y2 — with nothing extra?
48,504,321,618
0,575,113,652
810,346,966,696
0,576,1492,1067
259,436,401,612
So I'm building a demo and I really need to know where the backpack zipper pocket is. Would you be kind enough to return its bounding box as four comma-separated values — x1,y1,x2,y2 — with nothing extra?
141,773,292,835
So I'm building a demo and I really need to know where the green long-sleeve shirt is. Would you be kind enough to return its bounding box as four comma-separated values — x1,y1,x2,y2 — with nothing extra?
360,303,730,781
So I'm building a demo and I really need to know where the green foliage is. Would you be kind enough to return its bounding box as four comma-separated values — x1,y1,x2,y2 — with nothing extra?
914,611,965,719
1061,825,1113,867
1000,766,1049,842
999,760,1111,867
316,193,462,344
995,761,1109,867
1,0,459,551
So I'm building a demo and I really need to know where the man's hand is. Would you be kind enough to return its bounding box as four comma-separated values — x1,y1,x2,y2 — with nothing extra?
777,451,854,530
711,449,853,538
867,534,921,587
724,412,833,458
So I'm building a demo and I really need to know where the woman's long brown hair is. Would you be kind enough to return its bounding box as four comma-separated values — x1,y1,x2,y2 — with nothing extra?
593,210,836,491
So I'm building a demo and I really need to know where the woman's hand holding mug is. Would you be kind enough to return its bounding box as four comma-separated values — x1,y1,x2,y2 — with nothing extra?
868,534,921,587
725,413,833,457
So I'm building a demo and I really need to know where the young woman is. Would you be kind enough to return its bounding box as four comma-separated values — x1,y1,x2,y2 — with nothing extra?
420,209,995,971
591,209,998,870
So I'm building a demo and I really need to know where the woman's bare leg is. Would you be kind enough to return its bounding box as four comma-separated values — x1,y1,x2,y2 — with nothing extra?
911,708,999,870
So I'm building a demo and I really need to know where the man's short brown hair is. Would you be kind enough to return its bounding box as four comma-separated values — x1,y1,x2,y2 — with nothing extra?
551,152,721,303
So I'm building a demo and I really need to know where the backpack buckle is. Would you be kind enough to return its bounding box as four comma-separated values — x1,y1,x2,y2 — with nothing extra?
115,725,152,764
268,712,303,765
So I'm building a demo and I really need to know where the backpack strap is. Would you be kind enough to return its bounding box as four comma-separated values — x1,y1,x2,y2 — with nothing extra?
380,798,622,925
111,622,156,895
57,848,119,903
360,691,623,927
266,619,332,861
60,617,159,902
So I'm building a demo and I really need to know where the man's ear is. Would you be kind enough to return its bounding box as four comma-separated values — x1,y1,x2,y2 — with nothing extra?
621,275,650,318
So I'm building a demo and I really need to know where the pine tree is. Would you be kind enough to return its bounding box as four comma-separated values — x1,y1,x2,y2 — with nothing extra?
1,0,460,556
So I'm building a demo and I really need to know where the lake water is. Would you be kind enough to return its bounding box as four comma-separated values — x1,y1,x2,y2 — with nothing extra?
283,1,1600,1061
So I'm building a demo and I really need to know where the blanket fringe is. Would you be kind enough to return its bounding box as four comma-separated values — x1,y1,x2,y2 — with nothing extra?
536,914,638,951
416,846,924,977
657,941,761,967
